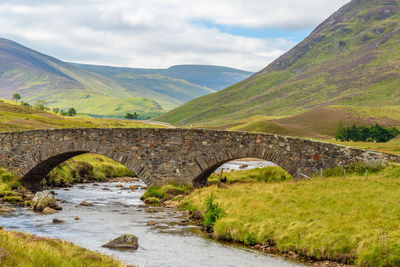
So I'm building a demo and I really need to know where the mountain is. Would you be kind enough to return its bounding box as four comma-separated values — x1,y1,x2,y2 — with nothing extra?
0,38,252,117
157,0,400,136
74,64,252,110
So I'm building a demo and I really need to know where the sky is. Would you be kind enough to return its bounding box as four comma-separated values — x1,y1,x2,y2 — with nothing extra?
0,0,350,71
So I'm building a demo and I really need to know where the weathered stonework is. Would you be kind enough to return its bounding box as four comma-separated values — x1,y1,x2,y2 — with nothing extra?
0,128,399,191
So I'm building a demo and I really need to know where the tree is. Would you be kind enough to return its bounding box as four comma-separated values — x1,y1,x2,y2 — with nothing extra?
34,100,47,111
66,108,77,116
12,93,21,103
20,101,31,108
125,112,138,120
336,123,400,143
52,107,60,114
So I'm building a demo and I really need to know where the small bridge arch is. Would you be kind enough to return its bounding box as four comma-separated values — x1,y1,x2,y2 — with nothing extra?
0,128,398,191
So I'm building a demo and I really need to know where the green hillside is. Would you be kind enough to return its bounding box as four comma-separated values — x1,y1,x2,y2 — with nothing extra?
0,38,251,117
0,99,165,132
74,64,218,110
157,0,400,128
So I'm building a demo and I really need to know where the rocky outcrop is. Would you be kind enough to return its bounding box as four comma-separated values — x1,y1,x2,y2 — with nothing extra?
102,234,139,250
31,191,61,212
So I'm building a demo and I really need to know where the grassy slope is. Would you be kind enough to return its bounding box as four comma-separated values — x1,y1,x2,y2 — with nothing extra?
223,106,400,139
181,164,400,266
158,0,400,127
0,229,124,267
0,99,166,132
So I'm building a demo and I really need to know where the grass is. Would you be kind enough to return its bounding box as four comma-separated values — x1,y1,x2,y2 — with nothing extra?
208,166,293,184
312,137,400,155
180,164,400,266
0,100,169,132
45,154,135,187
0,229,124,267
140,183,193,204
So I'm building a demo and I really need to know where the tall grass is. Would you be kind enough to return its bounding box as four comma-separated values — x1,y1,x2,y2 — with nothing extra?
181,164,400,266
45,154,135,187
208,166,293,184
0,229,124,267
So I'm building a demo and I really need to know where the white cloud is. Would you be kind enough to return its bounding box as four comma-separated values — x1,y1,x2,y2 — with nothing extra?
0,0,350,71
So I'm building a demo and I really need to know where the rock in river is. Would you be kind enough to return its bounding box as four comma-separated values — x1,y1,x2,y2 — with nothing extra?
42,207,57,214
102,234,139,250
31,191,62,212
80,201,93,206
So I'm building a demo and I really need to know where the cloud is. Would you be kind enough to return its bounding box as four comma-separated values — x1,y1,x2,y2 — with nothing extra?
0,0,350,71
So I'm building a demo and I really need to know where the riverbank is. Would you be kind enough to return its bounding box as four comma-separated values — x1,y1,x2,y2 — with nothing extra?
173,164,400,267
0,228,126,267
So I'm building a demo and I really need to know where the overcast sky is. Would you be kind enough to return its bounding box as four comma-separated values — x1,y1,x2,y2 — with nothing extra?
0,0,350,71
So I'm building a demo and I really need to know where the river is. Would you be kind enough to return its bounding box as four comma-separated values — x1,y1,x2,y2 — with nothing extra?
0,161,304,267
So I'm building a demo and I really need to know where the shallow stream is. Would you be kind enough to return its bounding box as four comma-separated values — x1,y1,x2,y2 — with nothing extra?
1,161,304,267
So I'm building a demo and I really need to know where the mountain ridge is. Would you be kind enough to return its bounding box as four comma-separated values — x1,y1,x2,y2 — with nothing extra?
157,0,400,130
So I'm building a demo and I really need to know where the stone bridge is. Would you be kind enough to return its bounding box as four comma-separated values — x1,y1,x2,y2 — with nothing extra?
0,128,399,191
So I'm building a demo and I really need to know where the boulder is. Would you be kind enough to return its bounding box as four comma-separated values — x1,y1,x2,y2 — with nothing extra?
52,218,64,224
163,200,179,208
129,185,140,191
191,210,203,220
79,201,93,206
31,191,62,212
43,207,57,214
102,234,139,250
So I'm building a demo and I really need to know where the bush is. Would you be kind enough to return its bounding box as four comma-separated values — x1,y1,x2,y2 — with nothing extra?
336,123,400,143
203,193,224,227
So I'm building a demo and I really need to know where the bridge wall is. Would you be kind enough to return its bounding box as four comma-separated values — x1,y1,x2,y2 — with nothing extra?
0,128,398,190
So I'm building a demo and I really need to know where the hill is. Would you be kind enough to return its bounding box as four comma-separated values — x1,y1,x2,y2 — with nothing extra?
0,38,251,117
0,99,166,132
157,0,400,131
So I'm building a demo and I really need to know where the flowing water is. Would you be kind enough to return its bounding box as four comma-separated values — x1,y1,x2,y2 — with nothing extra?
0,161,304,267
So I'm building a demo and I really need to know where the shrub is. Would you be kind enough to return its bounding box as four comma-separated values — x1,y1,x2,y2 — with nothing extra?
241,233,257,246
203,193,224,227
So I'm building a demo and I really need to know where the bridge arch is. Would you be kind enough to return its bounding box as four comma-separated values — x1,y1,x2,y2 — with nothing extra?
188,147,300,186
18,142,148,191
